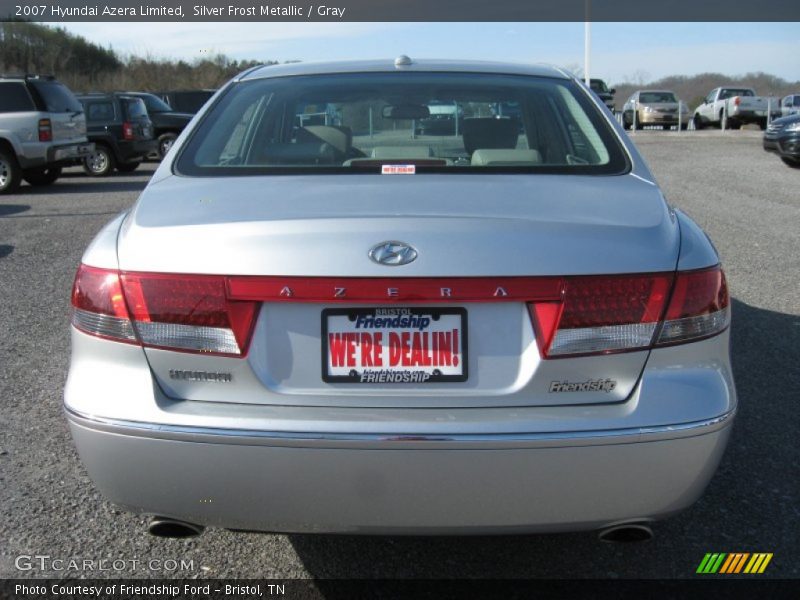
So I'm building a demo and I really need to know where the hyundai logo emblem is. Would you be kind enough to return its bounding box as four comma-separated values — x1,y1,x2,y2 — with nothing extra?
369,241,418,266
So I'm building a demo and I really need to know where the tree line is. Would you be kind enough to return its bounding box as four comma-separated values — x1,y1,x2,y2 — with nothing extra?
0,22,273,92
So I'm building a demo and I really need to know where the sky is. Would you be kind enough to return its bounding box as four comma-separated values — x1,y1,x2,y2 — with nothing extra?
56,22,800,85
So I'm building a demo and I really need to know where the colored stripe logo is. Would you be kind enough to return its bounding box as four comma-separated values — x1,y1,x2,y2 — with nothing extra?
696,553,773,574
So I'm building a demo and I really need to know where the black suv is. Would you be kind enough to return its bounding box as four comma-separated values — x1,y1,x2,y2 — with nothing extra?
76,93,157,176
158,89,216,114
589,79,617,113
121,92,194,159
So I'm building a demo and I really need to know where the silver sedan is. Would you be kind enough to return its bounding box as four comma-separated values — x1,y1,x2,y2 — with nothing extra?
65,59,735,540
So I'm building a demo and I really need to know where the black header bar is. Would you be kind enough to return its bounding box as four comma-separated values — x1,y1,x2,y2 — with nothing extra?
2,0,799,22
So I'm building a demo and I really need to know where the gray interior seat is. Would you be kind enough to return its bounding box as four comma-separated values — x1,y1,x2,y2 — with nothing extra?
471,149,542,166
462,118,520,155
296,126,352,156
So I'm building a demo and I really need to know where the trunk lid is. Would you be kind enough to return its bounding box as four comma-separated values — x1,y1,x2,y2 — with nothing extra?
118,173,679,408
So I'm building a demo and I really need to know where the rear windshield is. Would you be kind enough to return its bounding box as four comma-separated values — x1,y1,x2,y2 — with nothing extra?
139,93,173,113
30,81,83,113
123,97,148,119
639,92,677,103
720,89,755,99
176,72,629,176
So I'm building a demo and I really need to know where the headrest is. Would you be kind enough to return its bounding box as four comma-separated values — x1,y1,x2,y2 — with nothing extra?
462,118,520,154
470,149,542,166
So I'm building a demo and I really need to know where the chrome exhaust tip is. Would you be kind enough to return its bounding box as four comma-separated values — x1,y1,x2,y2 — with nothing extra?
148,517,204,538
598,522,653,543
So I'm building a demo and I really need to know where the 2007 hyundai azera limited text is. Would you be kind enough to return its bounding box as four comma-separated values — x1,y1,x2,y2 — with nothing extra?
65,58,735,539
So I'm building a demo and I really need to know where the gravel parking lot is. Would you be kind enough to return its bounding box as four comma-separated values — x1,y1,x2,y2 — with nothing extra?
1,131,798,579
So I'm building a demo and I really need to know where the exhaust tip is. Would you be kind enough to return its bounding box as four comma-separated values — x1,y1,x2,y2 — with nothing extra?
598,523,653,543
148,517,204,538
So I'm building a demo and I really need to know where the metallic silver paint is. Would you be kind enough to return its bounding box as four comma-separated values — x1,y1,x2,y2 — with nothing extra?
65,60,736,534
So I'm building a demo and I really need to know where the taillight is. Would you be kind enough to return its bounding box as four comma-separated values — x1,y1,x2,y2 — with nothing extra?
38,119,52,142
122,122,134,140
71,266,137,343
70,266,259,356
530,274,672,357
529,267,729,358
656,267,729,346
734,96,741,107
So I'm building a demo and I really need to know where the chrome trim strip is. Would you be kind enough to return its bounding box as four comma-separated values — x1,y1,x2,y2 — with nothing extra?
65,406,735,449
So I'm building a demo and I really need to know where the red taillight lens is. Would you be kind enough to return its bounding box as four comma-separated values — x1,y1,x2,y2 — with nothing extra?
38,119,52,142
121,273,258,355
70,266,258,356
530,274,672,357
71,265,137,343
656,267,729,346
122,122,134,140
529,267,729,358
734,96,741,107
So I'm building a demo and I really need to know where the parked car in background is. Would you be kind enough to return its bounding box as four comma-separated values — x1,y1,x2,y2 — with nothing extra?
589,78,616,113
763,114,800,168
622,90,690,130
66,58,735,539
121,92,194,159
780,94,800,117
692,87,779,130
0,73,92,194
76,93,157,176
158,89,216,115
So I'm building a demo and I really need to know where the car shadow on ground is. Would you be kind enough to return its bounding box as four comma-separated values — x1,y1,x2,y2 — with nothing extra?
59,169,154,179
15,180,149,195
0,204,31,217
287,298,799,578
0,244,13,258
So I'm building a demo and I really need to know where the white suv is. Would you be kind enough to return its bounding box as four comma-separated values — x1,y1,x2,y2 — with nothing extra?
0,74,93,194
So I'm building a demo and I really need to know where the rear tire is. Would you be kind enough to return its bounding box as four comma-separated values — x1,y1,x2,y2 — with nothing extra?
693,114,704,130
23,166,61,186
0,148,22,194
116,161,141,173
157,133,178,159
83,145,115,177
662,125,671,131
781,156,800,168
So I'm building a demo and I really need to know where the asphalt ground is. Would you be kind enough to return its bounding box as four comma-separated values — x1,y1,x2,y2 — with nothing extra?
1,131,798,580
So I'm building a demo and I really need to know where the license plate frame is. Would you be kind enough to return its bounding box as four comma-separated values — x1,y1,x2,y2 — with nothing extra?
321,306,468,384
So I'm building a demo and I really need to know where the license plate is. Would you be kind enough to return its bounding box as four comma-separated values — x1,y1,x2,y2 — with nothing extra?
322,307,467,383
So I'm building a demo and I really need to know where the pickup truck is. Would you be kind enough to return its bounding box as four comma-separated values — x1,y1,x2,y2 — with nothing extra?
692,87,780,130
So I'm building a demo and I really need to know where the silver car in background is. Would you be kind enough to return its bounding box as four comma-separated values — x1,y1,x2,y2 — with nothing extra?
65,59,735,538
622,90,690,130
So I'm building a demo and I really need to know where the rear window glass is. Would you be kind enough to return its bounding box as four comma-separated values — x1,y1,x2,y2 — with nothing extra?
139,94,173,113
123,98,148,119
719,89,755,99
30,81,83,113
0,82,35,112
176,72,628,176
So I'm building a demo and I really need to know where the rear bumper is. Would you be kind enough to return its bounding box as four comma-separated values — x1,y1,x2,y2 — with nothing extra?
117,139,158,163
66,407,733,534
47,142,94,165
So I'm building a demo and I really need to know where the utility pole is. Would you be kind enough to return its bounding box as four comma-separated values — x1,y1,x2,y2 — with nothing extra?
584,0,591,85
